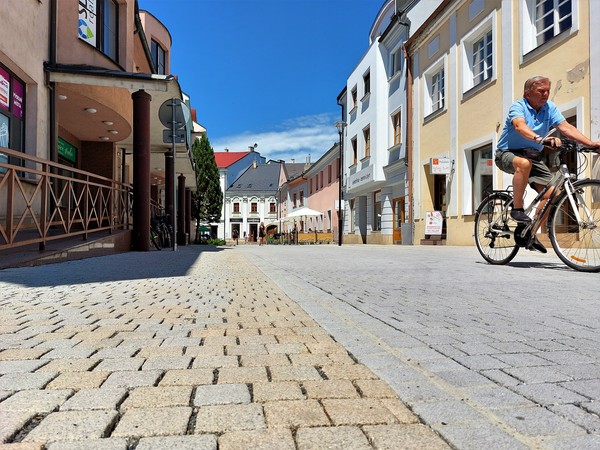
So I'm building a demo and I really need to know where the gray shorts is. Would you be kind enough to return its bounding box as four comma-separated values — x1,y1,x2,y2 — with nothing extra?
495,149,553,187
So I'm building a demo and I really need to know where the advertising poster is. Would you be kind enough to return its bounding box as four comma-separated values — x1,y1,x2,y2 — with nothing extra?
0,67,9,111
12,80,23,119
78,0,97,47
0,113,8,148
425,211,444,235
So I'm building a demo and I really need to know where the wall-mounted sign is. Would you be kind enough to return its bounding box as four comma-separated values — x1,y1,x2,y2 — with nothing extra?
12,80,23,119
0,67,10,111
58,137,77,164
348,165,373,190
430,157,451,175
0,113,9,148
78,0,97,47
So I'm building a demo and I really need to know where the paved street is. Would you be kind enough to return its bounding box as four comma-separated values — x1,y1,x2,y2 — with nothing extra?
0,244,599,449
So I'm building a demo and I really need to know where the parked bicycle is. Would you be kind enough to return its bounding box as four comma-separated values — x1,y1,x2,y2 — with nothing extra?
474,138,600,272
150,209,173,250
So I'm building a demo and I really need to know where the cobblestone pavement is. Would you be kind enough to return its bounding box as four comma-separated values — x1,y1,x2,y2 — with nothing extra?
242,244,600,450
0,246,449,450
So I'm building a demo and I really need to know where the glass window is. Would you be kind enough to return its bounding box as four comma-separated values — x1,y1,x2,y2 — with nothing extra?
473,145,493,210
472,31,492,86
392,112,401,145
351,87,358,110
0,64,25,159
251,202,258,213
363,71,371,97
233,202,240,213
363,127,370,158
351,137,358,165
300,191,304,206
151,39,166,75
430,69,445,113
535,0,572,47
269,202,276,213
102,0,118,60
373,191,381,231
390,47,402,78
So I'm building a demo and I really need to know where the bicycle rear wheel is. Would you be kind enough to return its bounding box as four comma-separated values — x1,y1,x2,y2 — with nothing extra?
549,179,600,272
474,193,519,265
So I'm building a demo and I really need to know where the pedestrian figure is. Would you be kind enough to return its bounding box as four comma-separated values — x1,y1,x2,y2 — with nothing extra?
243,231,248,244
258,222,266,246
232,228,239,246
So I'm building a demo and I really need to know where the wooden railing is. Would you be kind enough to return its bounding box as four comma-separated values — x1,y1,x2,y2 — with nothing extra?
0,147,131,250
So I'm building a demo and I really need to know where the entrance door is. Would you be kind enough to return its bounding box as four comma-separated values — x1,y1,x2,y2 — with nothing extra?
433,175,447,238
249,224,258,242
393,196,405,244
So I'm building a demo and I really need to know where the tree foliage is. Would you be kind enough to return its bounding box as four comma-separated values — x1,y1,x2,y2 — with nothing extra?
191,135,222,232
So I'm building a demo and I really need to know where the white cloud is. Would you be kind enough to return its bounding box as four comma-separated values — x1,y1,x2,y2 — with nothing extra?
212,112,340,163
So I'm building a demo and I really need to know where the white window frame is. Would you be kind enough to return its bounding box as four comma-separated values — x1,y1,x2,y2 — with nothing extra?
520,0,578,58
391,109,402,146
389,44,403,81
461,12,496,94
461,134,497,216
423,56,446,118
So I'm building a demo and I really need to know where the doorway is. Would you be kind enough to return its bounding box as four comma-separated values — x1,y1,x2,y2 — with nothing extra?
393,196,405,244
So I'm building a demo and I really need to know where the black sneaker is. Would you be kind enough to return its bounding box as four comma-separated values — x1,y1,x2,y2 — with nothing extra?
527,236,547,253
510,209,532,223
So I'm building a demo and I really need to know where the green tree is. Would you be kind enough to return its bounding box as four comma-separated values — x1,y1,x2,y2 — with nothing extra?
191,135,222,241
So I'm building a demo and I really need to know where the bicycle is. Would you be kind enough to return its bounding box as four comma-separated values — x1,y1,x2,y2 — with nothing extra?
150,209,173,250
474,138,600,272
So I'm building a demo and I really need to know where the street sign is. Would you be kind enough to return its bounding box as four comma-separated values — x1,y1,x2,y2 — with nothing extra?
158,99,186,129
162,129,186,144
430,157,452,174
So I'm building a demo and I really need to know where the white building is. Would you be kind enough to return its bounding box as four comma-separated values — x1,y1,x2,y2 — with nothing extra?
339,0,443,245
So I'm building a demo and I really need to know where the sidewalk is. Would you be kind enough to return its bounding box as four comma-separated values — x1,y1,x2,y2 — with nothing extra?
0,246,449,449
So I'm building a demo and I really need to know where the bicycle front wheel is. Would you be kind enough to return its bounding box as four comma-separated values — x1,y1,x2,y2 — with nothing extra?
549,179,600,272
474,193,519,265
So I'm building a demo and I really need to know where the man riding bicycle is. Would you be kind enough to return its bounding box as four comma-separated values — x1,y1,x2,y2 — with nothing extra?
495,75,600,253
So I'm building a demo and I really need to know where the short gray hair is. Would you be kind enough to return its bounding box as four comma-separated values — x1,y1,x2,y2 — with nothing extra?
524,76,550,92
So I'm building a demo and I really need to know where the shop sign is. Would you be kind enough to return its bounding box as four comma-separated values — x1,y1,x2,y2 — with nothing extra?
58,137,77,164
348,165,373,189
0,67,9,111
425,211,444,235
12,80,23,119
0,113,8,148
480,158,493,175
78,0,97,47
430,157,451,175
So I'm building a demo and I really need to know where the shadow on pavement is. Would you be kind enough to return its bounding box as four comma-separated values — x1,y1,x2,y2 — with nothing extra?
0,245,229,288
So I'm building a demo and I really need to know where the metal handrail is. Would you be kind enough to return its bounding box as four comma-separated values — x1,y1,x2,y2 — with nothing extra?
0,147,132,250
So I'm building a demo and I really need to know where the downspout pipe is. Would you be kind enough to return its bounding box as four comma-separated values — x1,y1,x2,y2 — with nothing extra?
48,0,57,164
403,43,414,240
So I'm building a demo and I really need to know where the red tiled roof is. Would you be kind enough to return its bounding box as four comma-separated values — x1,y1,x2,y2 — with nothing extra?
214,151,249,168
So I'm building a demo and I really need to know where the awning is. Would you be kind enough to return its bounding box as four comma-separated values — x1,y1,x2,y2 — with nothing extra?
285,206,323,218
46,64,196,189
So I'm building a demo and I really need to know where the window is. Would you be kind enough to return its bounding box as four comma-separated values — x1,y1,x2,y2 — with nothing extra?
461,14,495,93
233,202,240,213
328,165,332,184
363,71,371,98
313,177,318,192
251,202,258,213
390,46,403,78
269,202,276,213
293,193,297,208
351,137,358,165
299,191,304,207
0,64,25,167
472,145,493,210
392,112,401,145
78,0,119,61
151,40,166,75
363,127,370,158
320,172,323,189
522,0,575,55
373,191,381,231
424,58,445,117
351,87,358,110
101,0,118,60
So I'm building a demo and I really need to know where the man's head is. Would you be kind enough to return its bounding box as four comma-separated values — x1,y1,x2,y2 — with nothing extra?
524,76,551,110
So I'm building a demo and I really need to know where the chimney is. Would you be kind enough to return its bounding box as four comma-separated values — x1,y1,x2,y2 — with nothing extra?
224,148,229,152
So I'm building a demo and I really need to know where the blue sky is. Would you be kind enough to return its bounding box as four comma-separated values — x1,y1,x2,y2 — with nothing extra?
138,0,386,162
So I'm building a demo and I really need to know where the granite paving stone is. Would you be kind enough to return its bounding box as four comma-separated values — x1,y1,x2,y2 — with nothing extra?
217,366,268,384
45,371,110,390
22,410,118,443
101,370,162,388
269,365,321,382
59,388,127,411
45,438,128,450
93,358,145,372
0,360,49,374
158,368,214,386
136,435,217,450
0,410,37,443
302,380,359,399
35,358,99,373
194,404,266,433
191,356,238,369
120,386,192,409
295,426,371,450
193,384,250,406
363,424,451,449
322,398,399,426
111,406,192,438
218,429,294,450
0,389,73,413
0,373,57,391
263,400,329,428
252,381,304,402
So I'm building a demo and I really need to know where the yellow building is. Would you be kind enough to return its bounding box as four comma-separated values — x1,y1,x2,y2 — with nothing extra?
406,0,597,245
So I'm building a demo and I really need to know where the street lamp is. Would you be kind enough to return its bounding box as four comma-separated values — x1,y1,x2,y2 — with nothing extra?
334,121,347,246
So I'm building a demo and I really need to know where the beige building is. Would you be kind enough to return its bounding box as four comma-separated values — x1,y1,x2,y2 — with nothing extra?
406,0,598,245
1,0,196,253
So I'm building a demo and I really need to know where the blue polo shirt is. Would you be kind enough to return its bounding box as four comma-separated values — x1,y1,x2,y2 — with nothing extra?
497,98,565,151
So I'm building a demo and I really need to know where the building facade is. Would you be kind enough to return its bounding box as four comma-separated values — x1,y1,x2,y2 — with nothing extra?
339,0,443,245
406,0,598,245
225,161,281,242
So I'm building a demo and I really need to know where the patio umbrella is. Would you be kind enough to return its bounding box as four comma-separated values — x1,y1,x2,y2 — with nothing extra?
285,206,323,218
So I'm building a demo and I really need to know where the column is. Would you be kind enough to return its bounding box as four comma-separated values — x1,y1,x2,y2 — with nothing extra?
132,89,151,251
